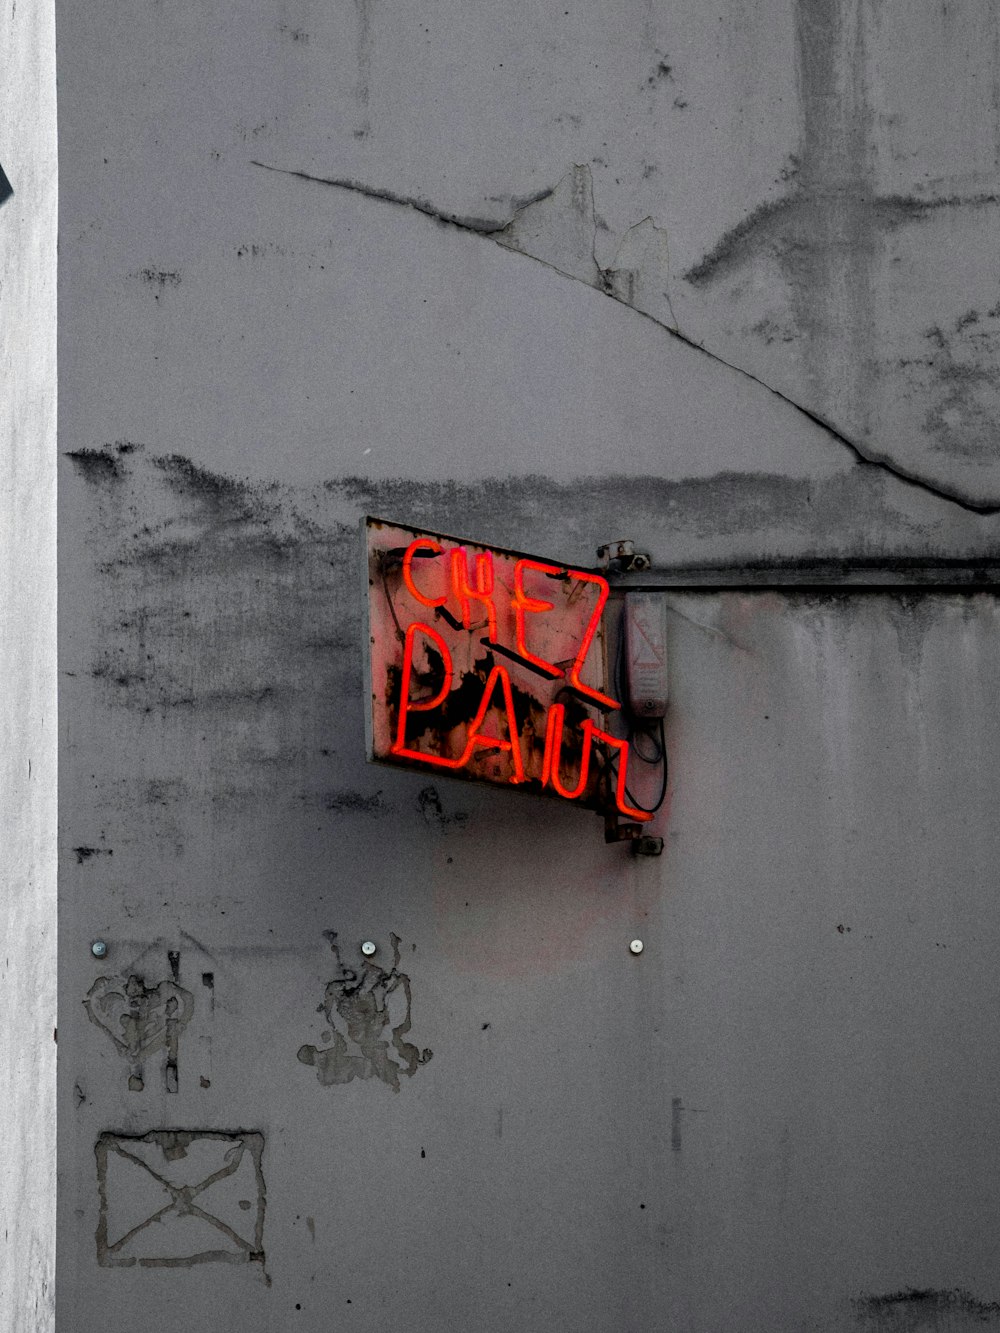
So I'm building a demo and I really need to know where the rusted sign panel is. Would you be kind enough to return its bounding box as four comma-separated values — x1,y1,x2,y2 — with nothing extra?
363,517,650,820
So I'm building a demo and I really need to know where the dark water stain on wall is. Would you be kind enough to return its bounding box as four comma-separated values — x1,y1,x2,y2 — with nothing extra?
62,448,1000,854
675,2,1000,503
685,0,878,438
66,448,125,483
917,312,1000,464
354,0,375,136
854,1287,1000,1329
72,845,113,864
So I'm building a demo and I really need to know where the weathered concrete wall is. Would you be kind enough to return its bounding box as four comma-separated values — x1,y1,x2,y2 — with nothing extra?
54,0,1000,1328
0,1,57,1329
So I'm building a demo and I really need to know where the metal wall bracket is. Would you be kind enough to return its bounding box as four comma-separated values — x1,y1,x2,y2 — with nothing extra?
596,540,651,575
604,815,664,855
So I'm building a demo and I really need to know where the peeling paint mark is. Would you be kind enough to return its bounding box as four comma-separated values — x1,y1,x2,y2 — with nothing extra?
297,933,432,1092
84,973,194,1093
95,1131,266,1270
496,164,602,287
603,216,677,331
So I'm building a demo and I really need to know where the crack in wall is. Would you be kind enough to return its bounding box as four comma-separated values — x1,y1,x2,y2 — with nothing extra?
251,159,555,234
678,0,1000,509
250,160,998,516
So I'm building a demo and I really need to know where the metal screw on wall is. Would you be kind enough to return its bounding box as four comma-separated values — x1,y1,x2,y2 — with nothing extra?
361,941,377,957
91,940,108,959
629,939,644,955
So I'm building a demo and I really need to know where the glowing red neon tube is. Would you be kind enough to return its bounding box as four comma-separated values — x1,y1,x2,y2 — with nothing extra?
391,622,524,781
566,571,619,711
542,705,652,821
402,538,447,608
450,547,498,642
511,559,564,678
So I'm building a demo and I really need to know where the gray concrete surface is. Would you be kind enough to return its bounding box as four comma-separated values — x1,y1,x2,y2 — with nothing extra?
0,1,57,1330
37,0,1000,1327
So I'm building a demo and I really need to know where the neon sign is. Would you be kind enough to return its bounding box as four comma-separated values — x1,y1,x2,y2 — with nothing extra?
363,518,651,822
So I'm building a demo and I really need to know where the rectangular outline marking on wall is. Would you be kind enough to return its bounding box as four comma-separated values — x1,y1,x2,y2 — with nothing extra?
95,1130,265,1269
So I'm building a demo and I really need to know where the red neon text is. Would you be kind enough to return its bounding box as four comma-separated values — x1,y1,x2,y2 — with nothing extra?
399,538,614,701
450,547,498,642
389,537,648,820
392,621,524,781
542,705,652,821
565,571,618,710
512,559,563,678
402,538,447,608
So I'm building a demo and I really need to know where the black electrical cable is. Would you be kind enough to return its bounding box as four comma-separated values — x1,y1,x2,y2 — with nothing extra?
610,606,670,814
630,724,664,764
623,716,669,814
